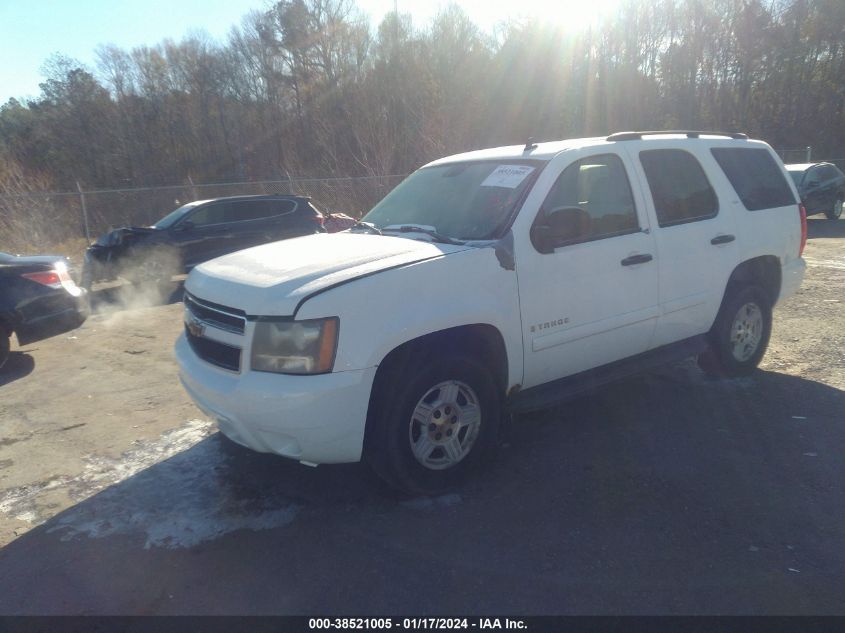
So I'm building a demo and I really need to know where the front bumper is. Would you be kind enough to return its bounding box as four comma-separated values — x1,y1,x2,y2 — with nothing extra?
778,257,806,305
175,333,376,464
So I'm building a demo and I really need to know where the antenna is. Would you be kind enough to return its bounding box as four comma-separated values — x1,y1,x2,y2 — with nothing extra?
524,137,538,152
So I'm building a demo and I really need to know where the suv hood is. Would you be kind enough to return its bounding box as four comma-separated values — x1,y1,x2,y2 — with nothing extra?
91,226,157,248
186,232,472,316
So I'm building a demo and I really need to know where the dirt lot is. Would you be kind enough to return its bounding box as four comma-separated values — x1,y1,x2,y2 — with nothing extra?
0,218,843,614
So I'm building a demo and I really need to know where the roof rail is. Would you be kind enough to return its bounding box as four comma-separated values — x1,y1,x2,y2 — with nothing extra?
606,130,748,142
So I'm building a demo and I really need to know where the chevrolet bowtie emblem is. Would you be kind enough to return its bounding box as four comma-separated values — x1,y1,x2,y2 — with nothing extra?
187,318,205,338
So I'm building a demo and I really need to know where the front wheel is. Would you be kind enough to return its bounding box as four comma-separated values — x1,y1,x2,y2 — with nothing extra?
366,354,501,495
698,284,772,377
825,197,843,221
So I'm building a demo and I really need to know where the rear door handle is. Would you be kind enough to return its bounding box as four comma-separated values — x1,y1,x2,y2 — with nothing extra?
621,253,653,266
710,234,736,245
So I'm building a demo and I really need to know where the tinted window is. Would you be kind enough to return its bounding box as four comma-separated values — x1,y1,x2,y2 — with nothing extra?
539,153,639,244
820,165,841,181
231,200,296,222
639,150,718,226
187,203,229,226
805,168,822,185
711,148,796,211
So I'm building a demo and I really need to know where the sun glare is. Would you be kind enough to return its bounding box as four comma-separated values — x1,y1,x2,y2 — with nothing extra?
516,0,623,31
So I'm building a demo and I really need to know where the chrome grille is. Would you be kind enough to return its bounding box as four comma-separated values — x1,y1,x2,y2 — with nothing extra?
184,292,246,335
185,325,241,372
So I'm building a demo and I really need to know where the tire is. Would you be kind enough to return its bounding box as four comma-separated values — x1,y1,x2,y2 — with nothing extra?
0,333,9,371
365,353,502,495
698,284,772,377
825,196,843,221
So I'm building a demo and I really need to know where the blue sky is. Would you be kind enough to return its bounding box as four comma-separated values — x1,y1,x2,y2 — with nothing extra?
0,0,613,104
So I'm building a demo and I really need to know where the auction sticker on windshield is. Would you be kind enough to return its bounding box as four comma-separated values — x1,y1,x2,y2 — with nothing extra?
480,165,535,188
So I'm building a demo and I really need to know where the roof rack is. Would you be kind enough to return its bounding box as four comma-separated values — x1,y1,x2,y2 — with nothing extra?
606,130,748,142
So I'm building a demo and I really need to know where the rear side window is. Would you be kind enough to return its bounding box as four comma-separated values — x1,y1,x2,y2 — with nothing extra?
711,148,796,211
231,199,296,222
639,150,718,227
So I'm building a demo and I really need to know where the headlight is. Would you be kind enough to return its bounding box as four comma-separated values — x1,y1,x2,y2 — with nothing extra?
251,317,339,374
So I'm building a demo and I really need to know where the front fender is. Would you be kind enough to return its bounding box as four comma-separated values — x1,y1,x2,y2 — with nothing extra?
296,247,524,389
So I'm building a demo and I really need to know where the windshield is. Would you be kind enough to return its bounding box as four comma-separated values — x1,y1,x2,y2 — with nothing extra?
152,201,203,229
361,160,544,240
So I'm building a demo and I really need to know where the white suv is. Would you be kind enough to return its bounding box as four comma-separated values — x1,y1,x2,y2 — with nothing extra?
175,131,807,493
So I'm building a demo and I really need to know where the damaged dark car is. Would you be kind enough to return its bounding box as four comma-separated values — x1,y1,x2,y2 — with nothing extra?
81,195,326,289
1,253,89,370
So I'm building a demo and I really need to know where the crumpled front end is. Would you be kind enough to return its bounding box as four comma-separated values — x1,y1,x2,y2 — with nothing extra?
82,226,159,286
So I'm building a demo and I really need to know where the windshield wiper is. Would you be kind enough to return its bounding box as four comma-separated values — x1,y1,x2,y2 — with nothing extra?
381,224,465,245
349,221,383,235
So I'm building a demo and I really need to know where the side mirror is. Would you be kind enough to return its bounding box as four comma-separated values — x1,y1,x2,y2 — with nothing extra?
531,206,591,254
174,220,195,232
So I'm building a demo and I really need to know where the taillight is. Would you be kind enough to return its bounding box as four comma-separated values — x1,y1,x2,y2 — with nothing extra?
799,204,807,257
312,214,325,227
22,271,62,288
22,262,82,296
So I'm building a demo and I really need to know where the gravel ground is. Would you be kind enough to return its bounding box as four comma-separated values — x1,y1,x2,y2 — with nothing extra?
0,217,842,614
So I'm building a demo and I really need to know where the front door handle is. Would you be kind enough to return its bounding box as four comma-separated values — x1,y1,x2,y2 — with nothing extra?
621,253,653,266
711,234,736,245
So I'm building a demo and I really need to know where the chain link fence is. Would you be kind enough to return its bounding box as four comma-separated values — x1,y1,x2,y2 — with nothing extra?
775,147,814,164
0,174,406,255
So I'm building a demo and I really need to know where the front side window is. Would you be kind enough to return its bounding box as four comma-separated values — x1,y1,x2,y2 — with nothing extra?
536,153,639,247
187,203,230,227
153,201,203,229
639,150,718,227
361,159,544,240
711,148,796,211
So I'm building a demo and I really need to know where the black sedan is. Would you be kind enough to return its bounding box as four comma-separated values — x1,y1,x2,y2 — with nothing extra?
81,194,325,288
785,162,845,220
0,253,89,369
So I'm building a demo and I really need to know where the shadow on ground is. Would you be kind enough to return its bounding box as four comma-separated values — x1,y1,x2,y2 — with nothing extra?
1,363,844,615
807,217,845,239
0,351,35,387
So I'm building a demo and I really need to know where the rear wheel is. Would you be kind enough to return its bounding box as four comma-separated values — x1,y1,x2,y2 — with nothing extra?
698,284,772,377
366,353,501,495
825,196,843,220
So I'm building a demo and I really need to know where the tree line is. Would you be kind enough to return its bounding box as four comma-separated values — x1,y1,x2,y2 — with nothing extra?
1,0,844,196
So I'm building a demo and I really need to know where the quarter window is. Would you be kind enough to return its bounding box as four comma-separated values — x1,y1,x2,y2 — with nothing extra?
639,150,718,226
711,148,796,211
538,153,639,246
